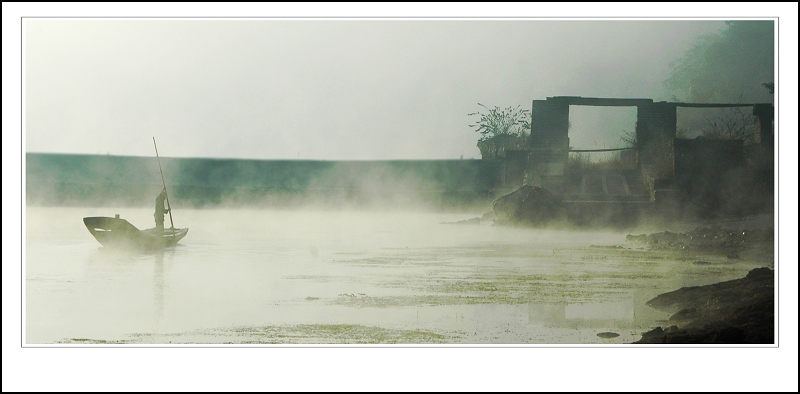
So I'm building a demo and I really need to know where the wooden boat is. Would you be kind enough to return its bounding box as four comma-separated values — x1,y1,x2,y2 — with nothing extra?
83,215,188,250
85,139,188,250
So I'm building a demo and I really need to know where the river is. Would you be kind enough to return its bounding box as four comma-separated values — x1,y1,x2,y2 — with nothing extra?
24,206,766,345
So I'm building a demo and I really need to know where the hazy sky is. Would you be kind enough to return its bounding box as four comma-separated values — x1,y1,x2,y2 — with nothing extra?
24,18,733,160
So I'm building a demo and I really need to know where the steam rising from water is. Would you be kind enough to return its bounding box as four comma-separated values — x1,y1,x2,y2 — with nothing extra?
26,153,500,213
25,206,769,345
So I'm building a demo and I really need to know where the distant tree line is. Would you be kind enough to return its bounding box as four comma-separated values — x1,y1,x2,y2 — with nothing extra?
665,20,774,145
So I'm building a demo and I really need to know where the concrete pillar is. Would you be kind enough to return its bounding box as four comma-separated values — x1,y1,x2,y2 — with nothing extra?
525,98,570,194
636,102,676,178
753,104,774,148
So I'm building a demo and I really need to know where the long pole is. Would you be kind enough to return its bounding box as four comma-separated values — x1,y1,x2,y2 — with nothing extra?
153,137,175,236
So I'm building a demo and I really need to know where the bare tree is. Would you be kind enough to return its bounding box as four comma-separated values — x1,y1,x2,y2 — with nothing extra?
702,106,756,145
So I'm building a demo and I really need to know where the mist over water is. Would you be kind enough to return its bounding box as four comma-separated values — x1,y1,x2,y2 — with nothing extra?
25,206,767,345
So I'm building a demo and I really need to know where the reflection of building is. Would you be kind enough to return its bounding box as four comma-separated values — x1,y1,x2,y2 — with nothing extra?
527,289,668,330
528,296,634,328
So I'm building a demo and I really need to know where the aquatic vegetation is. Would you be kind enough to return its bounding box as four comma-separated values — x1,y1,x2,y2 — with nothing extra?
60,324,454,344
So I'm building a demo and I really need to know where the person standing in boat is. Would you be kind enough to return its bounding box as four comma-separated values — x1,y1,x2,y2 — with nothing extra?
154,187,170,234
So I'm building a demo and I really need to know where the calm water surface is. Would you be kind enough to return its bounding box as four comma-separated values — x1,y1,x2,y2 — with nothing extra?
25,206,765,345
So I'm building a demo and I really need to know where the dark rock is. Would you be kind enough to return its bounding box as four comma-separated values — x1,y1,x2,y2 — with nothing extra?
441,217,481,225
746,267,773,280
664,325,681,334
492,186,565,226
670,307,701,324
635,268,774,344
625,227,773,267
638,327,666,343
626,234,648,242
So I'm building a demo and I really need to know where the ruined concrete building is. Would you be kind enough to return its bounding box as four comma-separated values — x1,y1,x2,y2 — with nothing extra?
504,96,774,221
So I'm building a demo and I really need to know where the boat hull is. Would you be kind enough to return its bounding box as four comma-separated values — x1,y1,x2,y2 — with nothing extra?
83,216,188,250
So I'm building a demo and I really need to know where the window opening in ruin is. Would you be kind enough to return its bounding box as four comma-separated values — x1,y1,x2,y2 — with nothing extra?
676,106,758,145
567,105,638,169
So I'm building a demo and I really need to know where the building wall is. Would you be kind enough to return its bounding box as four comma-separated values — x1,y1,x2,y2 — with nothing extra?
525,97,663,195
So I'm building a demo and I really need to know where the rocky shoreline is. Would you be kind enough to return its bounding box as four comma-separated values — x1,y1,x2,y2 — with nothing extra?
452,200,776,344
627,216,775,344
635,267,774,344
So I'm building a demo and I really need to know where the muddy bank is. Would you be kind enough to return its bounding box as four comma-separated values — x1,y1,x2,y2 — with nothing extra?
626,224,774,264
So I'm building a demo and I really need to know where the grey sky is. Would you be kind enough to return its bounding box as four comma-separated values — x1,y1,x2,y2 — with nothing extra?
24,19,729,160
